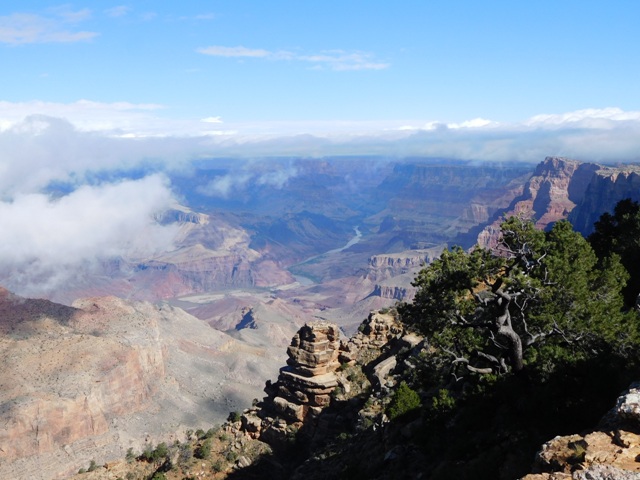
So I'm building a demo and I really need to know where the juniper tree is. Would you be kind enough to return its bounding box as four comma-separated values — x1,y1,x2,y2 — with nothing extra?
401,217,636,383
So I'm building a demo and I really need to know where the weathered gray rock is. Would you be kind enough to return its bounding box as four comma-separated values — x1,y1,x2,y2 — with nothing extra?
574,464,640,480
615,383,640,424
340,311,403,363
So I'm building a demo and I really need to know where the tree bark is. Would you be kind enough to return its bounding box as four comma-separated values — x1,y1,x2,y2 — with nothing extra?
498,325,524,371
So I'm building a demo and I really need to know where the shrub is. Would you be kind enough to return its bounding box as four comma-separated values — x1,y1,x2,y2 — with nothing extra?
386,381,421,420
212,460,224,472
179,444,193,463
87,460,98,472
431,388,456,415
141,442,168,463
227,411,241,423
194,439,212,460
126,447,136,463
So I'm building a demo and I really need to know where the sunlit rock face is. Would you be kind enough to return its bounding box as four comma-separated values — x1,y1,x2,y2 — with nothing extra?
475,157,640,249
0,289,288,480
266,322,341,423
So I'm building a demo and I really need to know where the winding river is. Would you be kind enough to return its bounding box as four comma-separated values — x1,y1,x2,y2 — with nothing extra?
288,226,362,285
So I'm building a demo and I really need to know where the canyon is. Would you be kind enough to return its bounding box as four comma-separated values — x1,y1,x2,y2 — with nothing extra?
2,155,640,478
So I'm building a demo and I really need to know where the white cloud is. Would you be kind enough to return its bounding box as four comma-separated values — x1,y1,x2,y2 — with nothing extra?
0,175,179,297
197,173,252,198
202,116,223,124
196,162,299,198
105,6,131,18
49,6,92,23
197,45,389,71
299,51,390,71
524,107,640,128
256,166,299,188
0,11,98,44
197,46,271,58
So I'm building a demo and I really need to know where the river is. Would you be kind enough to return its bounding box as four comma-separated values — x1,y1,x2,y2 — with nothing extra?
288,226,362,285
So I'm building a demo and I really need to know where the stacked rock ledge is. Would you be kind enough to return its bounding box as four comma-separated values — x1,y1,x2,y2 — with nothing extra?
241,322,341,442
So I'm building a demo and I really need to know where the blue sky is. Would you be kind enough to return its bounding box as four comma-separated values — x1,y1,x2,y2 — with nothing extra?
1,1,639,135
1,1,640,297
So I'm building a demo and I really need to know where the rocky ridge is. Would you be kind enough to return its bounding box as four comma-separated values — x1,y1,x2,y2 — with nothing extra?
477,157,640,248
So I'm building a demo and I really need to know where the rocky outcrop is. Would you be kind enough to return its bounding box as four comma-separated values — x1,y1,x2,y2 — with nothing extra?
477,158,640,248
264,322,340,421
366,248,444,283
370,284,408,300
241,322,340,446
339,310,404,364
521,383,640,479
569,166,640,236
477,157,599,248
240,322,341,443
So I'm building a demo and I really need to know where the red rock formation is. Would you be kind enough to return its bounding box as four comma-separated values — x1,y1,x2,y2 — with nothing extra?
477,157,599,249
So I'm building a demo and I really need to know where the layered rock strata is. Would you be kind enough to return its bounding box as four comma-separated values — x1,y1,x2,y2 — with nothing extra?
340,310,404,364
477,157,640,249
241,322,341,441
267,322,340,422
477,157,597,248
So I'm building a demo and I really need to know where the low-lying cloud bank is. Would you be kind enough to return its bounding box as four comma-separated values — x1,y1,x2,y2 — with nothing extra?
1,105,639,298
0,175,178,297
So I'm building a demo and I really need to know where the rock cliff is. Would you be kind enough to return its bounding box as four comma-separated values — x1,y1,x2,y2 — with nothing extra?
569,166,640,236
371,161,533,247
477,157,640,248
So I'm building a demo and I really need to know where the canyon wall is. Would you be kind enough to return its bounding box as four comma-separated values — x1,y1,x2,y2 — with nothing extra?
477,157,640,248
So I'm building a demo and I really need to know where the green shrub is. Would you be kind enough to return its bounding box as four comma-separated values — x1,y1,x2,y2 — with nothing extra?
194,439,212,460
87,460,98,472
227,411,241,423
141,442,168,463
126,447,136,463
431,388,456,415
212,460,224,472
386,381,421,420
